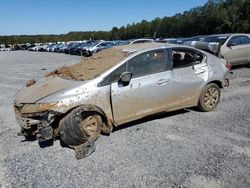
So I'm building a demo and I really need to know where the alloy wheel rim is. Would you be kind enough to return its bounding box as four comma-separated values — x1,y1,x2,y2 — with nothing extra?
204,87,219,109
80,116,98,137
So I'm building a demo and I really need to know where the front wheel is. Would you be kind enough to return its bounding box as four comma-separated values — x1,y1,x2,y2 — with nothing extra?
59,107,102,146
197,83,220,112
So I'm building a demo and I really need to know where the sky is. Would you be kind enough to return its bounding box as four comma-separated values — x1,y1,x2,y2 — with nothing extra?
0,0,208,36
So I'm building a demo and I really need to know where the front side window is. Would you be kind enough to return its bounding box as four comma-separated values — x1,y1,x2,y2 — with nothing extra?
100,49,169,86
127,50,168,78
228,36,241,46
100,63,126,86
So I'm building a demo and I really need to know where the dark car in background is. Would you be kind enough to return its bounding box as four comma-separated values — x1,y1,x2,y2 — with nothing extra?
80,41,115,56
64,43,81,54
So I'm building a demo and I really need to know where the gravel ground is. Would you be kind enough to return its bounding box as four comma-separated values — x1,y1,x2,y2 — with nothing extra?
0,51,250,188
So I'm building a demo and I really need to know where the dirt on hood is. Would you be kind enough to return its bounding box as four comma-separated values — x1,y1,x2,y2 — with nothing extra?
46,48,127,81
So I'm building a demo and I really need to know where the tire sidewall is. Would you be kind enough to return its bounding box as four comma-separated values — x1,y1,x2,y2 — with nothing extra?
59,107,102,146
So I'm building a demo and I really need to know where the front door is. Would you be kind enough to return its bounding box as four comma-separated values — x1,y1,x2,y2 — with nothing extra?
111,71,175,125
111,49,176,125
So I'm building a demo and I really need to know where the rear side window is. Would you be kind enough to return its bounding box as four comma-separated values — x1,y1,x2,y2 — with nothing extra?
172,49,200,69
240,36,250,44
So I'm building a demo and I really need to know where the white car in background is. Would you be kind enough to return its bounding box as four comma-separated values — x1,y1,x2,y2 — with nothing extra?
217,34,250,66
0,47,12,51
187,33,250,67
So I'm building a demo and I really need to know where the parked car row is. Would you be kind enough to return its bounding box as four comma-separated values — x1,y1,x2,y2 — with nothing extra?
2,33,250,66
25,40,129,57
0,44,13,51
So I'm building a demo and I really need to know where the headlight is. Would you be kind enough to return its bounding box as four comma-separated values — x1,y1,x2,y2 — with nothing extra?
21,102,58,114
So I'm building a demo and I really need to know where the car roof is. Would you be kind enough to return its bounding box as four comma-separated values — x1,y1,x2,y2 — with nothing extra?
207,34,231,37
115,42,195,54
115,42,169,52
206,33,250,38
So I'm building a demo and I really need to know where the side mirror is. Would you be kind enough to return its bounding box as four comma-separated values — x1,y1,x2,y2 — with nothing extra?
119,72,132,86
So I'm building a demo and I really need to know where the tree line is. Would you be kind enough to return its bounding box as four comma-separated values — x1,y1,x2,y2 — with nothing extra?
0,0,249,45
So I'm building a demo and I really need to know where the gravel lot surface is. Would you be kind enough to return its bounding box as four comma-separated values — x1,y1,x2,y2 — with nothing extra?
0,51,250,188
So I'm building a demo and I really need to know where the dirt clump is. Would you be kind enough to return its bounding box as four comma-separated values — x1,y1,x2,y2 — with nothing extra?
46,48,126,81
26,79,36,87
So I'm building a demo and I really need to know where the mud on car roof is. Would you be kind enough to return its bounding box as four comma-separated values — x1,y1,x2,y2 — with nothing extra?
46,43,168,81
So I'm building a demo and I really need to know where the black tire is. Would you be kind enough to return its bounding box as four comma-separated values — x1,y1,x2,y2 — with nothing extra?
247,62,250,68
59,107,102,146
197,83,220,112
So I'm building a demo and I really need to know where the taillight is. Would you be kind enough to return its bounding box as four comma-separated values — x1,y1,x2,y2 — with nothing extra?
226,62,232,70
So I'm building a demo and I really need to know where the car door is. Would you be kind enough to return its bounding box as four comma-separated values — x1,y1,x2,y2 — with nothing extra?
239,36,250,63
223,35,249,65
111,49,178,125
171,48,207,107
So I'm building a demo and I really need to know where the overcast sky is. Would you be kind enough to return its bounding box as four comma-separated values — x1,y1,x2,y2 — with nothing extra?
0,0,208,35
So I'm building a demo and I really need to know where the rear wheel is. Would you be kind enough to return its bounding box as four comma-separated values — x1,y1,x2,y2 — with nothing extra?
197,83,220,112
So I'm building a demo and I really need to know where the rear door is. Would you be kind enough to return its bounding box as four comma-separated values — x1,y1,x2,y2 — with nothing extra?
171,48,207,106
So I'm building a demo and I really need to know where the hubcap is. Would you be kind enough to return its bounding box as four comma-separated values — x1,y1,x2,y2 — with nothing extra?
204,87,219,109
80,116,98,137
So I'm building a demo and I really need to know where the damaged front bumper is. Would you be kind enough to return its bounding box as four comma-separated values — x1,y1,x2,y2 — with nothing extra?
14,103,62,142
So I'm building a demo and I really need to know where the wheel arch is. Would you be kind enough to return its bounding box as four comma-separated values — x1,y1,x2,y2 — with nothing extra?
206,80,223,89
61,104,113,133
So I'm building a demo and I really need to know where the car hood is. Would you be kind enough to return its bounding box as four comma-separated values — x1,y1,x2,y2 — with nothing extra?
15,76,84,104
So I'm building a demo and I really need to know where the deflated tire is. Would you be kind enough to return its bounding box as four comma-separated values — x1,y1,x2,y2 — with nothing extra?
59,106,102,146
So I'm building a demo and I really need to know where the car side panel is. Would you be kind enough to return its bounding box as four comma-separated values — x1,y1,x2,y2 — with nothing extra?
221,35,250,65
111,71,175,125
224,45,249,65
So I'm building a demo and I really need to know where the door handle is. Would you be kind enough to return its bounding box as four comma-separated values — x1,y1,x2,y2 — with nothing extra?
157,79,169,85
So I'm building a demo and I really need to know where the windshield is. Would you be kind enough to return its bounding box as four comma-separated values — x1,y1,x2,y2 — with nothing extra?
201,36,228,45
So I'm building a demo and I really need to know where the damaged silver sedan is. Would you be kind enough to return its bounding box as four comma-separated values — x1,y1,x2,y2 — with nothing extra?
14,43,231,159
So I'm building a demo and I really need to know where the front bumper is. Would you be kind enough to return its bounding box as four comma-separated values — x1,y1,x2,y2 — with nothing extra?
14,105,58,142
